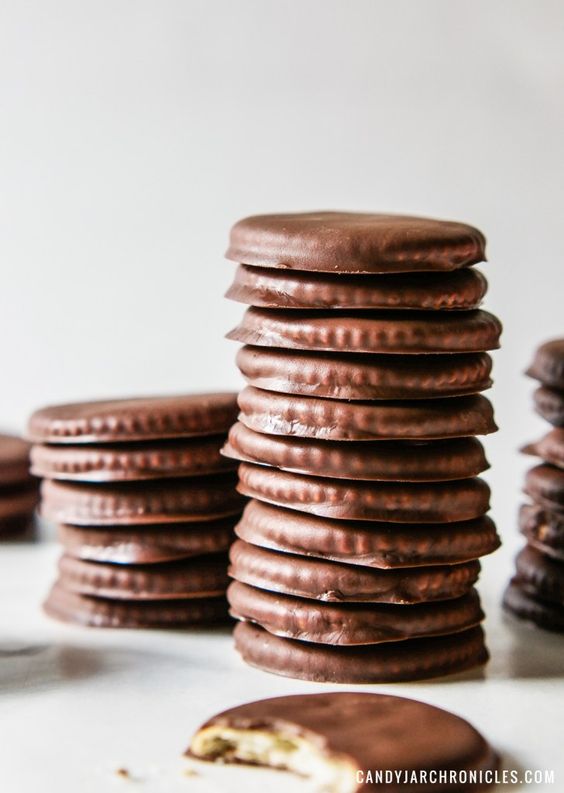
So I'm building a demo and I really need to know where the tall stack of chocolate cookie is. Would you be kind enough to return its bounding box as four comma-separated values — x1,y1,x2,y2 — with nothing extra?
0,434,37,537
27,394,245,628
223,212,502,682
504,339,564,632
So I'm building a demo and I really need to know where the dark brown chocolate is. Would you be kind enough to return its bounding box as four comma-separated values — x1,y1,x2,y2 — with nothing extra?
224,422,488,481
519,503,564,561
228,308,501,355
503,580,564,633
236,500,500,568
236,346,493,401
0,485,38,522
237,463,490,523
226,212,486,273
523,464,564,512
238,387,497,441
522,429,564,469
233,621,489,682
226,263,489,310
0,433,32,486
513,545,564,605
534,386,564,427
526,338,564,389
228,581,484,645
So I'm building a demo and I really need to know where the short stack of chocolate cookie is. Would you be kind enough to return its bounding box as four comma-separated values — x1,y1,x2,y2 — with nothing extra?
27,394,245,628
223,212,502,682
504,339,564,632
0,433,37,537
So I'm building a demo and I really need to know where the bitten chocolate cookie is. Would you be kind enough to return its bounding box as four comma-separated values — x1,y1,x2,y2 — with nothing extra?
523,429,564,469
228,582,484,645
238,387,497,441
57,553,229,600
226,264,489,310
189,692,498,793
519,503,564,561
523,464,564,512
28,393,238,444
534,387,564,427
30,437,235,482
236,500,500,568
236,346,493,401
44,583,229,629
41,473,244,525
226,212,486,273
503,581,564,633
526,338,564,389
233,621,488,682
0,433,32,486
224,422,488,481
57,517,236,564
229,540,480,603
228,308,501,355
513,545,564,605
237,463,490,523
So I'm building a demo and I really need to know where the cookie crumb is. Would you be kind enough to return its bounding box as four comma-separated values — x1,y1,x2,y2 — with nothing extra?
115,768,130,779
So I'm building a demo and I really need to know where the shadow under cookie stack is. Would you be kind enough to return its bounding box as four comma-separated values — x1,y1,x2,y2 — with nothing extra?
28,394,245,628
223,212,502,682
503,339,564,632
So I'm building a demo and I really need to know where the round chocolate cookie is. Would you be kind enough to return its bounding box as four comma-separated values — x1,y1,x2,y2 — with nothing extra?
228,582,484,645
534,386,564,427
519,503,564,561
28,393,238,444
228,308,501,355
236,500,500,568
503,580,564,633
236,346,493,401
513,545,564,605
526,338,564,389
523,464,564,512
31,436,235,482
238,387,497,442
57,553,229,600
224,423,488,482
226,263,489,310
189,692,498,792
40,473,244,526
523,429,564,469
0,433,32,486
44,583,229,629
226,212,486,273
57,516,237,564
237,463,490,523
229,539,480,603
234,622,489,682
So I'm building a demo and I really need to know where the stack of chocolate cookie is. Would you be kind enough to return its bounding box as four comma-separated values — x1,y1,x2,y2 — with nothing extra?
504,339,564,632
223,212,502,682
27,394,245,628
0,433,37,537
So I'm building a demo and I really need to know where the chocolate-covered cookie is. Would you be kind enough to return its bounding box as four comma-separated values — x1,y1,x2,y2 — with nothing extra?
57,516,236,564
0,433,32,486
31,436,235,482
189,692,498,792
236,346,493,401
534,386,564,427
236,500,500,568
523,429,564,469
28,393,238,444
237,463,490,523
229,539,480,603
519,503,564,561
526,338,564,389
0,485,38,523
238,387,497,441
234,621,488,682
44,583,229,628
224,422,488,482
226,212,486,273
57,553,229,600
228,581,483,645
523,464,564,512
513,545,564,605
503,580,564,633
226,263,489,310
228,308,501,355
41,473,244,525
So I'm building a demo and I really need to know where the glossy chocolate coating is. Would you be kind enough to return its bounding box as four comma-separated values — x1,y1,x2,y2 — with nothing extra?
526,338,564,389
523,464,564,512
519,503,564,561
503,581,564,633
523,429,564,469
226,212,486,273
513,545,564,605
534,386,564,427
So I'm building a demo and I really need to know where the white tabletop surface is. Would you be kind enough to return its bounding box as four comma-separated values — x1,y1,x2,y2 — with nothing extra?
1,519,563,793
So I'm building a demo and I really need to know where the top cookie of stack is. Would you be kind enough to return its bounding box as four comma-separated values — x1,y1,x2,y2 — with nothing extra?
224,212,502,684
28,394,245,628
